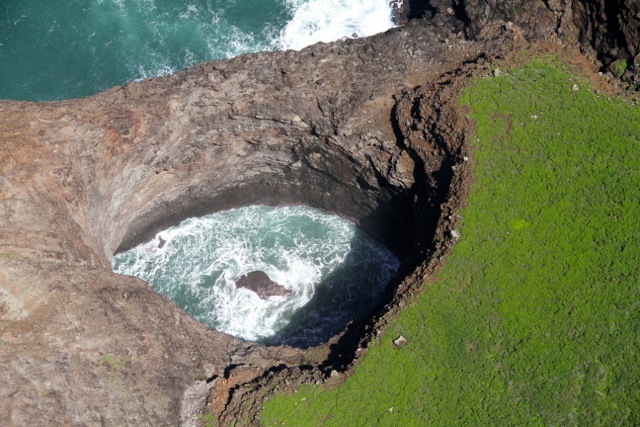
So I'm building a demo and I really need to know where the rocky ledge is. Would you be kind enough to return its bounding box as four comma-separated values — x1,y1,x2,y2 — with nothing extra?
0,1,636,426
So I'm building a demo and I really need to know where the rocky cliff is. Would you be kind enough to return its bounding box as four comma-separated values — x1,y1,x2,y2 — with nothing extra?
0,1,636,426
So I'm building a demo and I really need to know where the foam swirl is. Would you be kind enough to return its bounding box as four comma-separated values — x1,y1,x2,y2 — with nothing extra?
113,205,399,347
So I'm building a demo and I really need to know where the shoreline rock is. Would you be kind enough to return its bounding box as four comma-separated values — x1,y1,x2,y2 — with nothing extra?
0,18,471,424
236,271,291,299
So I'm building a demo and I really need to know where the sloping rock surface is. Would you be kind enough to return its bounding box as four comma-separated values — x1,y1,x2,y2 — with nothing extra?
0,17,479,426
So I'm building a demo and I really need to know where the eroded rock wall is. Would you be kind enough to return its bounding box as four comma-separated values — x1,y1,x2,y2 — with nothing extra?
573,0,640,72
396,0,640,72
0,18,479,426
1,1,636,425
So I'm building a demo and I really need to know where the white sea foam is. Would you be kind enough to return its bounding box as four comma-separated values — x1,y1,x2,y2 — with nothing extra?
277,0,395,50
135,63,176,80
90,0,395,84
113,205,399,346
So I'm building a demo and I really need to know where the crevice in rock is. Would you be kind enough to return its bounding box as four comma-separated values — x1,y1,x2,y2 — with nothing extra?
451,0,471,27
577,0,635,67
406,1,438,20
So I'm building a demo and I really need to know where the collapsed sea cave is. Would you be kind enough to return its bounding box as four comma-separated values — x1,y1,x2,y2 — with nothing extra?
0,13,471,427
105,74,468,350
98,63,471,423
101,55,471,355
1,0,638,424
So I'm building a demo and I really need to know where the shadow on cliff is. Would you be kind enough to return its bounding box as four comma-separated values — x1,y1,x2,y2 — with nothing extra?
256,134,456,353
309,82,466,372
399,0,469,29
257,210,408,349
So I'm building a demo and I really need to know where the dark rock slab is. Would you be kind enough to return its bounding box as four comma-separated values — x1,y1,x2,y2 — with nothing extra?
236,271,291,299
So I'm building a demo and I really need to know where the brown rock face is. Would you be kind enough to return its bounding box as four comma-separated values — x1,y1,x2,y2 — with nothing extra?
236,271,291,299
572,0,640,72
0,17,478,425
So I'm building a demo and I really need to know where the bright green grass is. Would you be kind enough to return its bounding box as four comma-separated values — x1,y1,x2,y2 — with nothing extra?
260,58,640,426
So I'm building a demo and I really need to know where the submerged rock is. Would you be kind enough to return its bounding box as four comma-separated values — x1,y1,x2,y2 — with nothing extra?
236,271,291,299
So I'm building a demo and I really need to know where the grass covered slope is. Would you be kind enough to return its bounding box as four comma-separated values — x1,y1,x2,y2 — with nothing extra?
260,57,640,426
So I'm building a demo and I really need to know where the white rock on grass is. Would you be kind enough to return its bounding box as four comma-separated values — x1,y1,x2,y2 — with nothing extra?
393,335,408,348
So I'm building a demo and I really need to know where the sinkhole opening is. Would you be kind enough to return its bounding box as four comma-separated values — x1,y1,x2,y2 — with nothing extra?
112,204,399,348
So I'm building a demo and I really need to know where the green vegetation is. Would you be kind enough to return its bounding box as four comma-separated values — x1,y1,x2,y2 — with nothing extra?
260,57,640,426
100,353,126,383
101,353,125,370
199,412,218,427
611,59,628,77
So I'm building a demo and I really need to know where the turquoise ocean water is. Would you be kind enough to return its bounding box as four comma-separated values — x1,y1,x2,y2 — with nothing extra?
0,0,395,101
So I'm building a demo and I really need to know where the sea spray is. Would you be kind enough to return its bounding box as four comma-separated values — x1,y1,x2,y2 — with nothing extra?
113,205,399,347
277,0,396,50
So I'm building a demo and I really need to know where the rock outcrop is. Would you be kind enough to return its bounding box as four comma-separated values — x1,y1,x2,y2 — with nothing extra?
395,0,640,75
1,1,637,425
236,272,290,299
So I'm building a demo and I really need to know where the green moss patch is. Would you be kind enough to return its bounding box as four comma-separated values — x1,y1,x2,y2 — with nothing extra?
261,58,640,426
